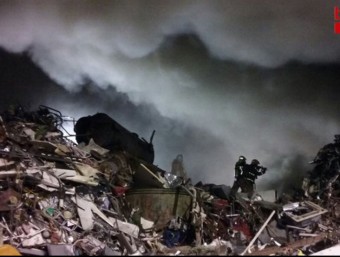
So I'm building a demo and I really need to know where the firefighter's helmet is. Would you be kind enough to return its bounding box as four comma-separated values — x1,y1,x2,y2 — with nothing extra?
239,155,246,161
251,159,260,166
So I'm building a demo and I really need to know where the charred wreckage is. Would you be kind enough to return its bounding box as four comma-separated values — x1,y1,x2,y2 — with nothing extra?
0,105,339,256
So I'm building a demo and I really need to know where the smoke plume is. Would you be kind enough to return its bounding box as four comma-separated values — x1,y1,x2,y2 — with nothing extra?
1,0,340,192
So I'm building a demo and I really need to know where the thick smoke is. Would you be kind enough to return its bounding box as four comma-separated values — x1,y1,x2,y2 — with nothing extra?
1,0,340,192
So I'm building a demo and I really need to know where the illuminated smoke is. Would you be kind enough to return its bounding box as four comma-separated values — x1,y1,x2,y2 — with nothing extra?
1,0,340,192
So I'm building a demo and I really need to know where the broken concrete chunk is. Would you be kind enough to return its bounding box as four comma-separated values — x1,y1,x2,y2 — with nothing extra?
76,138,110,156
73,162,99,178
72,195,94,231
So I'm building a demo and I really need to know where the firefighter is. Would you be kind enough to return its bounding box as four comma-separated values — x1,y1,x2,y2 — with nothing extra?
171,154,188,182
235,156,247,179
230,156,247,199
239,159,267,199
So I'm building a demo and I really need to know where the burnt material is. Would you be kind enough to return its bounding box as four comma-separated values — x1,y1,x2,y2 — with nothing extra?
74,113,155,164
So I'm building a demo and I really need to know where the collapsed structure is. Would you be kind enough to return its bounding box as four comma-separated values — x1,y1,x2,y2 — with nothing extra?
74,113,155,164
0,105,339,256
302,134,340,202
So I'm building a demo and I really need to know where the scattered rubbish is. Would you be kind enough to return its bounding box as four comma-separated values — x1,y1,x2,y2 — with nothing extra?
0,105,339,256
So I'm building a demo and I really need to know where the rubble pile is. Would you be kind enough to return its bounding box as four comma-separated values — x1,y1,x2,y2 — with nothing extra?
0,105,339,256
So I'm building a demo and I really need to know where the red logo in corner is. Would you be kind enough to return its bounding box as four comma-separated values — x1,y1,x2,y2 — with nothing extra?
335,6,340,34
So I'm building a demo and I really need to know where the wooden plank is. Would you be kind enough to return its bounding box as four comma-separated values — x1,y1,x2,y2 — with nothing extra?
133,163,166,188
240,210,276,256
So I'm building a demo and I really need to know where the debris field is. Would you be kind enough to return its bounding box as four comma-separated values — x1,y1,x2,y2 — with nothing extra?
0,105,339,256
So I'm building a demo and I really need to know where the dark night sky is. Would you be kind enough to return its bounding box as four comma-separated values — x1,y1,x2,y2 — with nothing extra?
1,0,340,194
